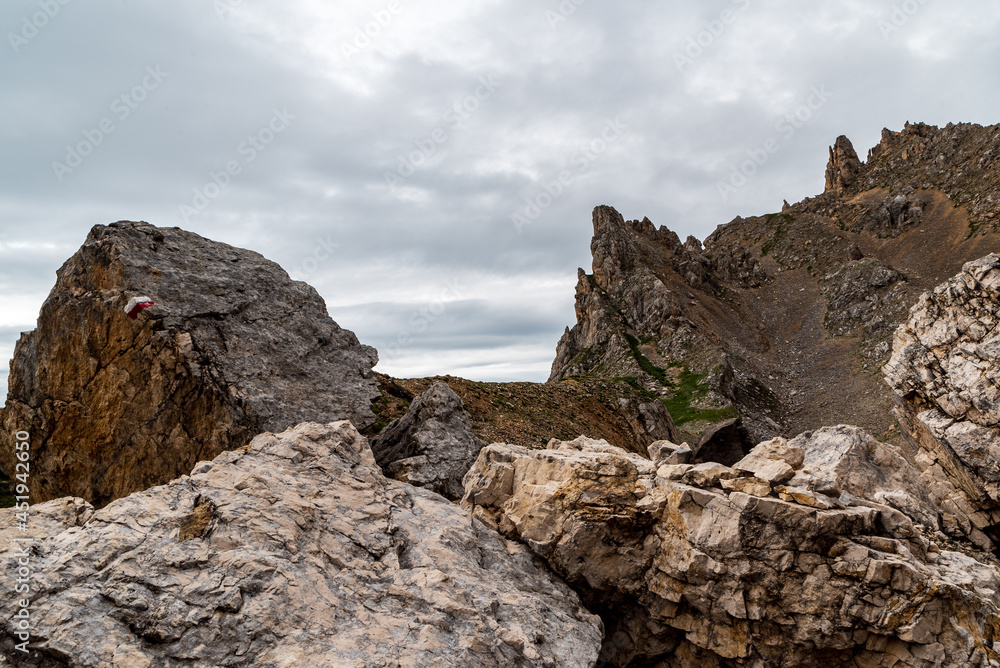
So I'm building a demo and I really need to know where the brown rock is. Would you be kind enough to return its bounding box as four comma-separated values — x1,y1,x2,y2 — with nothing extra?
825,135,863,194
0,222,380,506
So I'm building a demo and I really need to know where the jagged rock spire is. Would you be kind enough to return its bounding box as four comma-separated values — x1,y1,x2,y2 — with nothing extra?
824,135,863,194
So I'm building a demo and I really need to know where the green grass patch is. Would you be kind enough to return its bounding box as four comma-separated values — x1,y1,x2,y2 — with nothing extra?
623,333,739,426
624,334,670,386
660,367,739,426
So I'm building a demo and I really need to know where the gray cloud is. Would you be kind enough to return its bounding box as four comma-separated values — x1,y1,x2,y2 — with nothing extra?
2,0,999,394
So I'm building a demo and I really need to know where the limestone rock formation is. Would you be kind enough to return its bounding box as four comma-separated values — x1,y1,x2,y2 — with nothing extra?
550,122,1000,445
464,431,1000,667
0,221,381,506
0,421,603,667
885,253,1000,549
371,381,488,500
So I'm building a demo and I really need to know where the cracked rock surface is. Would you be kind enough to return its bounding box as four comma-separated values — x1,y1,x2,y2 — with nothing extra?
371,381,489,500
0,421,602,667
463,432,1000,667
0,221,381,505
885,253,1000,550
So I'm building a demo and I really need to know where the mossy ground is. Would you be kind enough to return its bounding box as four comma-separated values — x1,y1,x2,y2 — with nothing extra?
662,368,739,426
625,333,739,427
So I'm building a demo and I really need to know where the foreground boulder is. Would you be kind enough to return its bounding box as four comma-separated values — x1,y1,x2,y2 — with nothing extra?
885,253,1000,549
463,430,1000,667
0,221,381,505
0,421,603,667
371,381,488,500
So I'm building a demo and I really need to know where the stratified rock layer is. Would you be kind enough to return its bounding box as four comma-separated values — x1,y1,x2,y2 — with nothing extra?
0,222,381,506
463,430,1000,667
371,381,488,500
885,253,1000,549
0,422,603,667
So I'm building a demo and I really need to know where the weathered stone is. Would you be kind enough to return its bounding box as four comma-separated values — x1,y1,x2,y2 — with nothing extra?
720,475,771,497
465,435,1000,667
656,464,694,481
732,435,805,485
732,438,801,483
885,254,1000,548
0,222,381,506
681,461,735,488
825,135,863,194
371,381,488,500
648,440,693,465
775,485,840,509
785,426,941,531
0,422,603,666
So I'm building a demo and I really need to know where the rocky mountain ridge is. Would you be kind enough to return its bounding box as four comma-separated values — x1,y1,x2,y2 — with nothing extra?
551,121,1000,445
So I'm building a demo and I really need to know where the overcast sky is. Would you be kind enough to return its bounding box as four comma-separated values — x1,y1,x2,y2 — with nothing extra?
2,0,999,403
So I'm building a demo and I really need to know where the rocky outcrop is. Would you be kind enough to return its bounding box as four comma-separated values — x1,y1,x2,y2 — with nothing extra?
885,253,1000,549
0,222,381,506
0,421,603,667
550,122,1000,445
463,430,1000,667
550,207,702,385
549,206,766,441
371,381,488,500
825,135,863,194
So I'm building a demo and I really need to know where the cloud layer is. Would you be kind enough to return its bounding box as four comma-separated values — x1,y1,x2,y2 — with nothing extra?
2,0,999,404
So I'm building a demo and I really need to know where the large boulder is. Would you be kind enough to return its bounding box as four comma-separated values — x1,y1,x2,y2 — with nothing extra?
0,421,603,667
0,221,381,505
884,253,1000,549
463,431,1000,667
371,381,488,500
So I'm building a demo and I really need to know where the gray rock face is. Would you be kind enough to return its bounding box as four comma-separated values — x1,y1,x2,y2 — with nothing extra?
620,395,681,447
546,206,781,445
0,421,603,667
0,221,381,505
371,381,488,500
464,431,1000,667
885,253,1000,549
549,207,696,385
